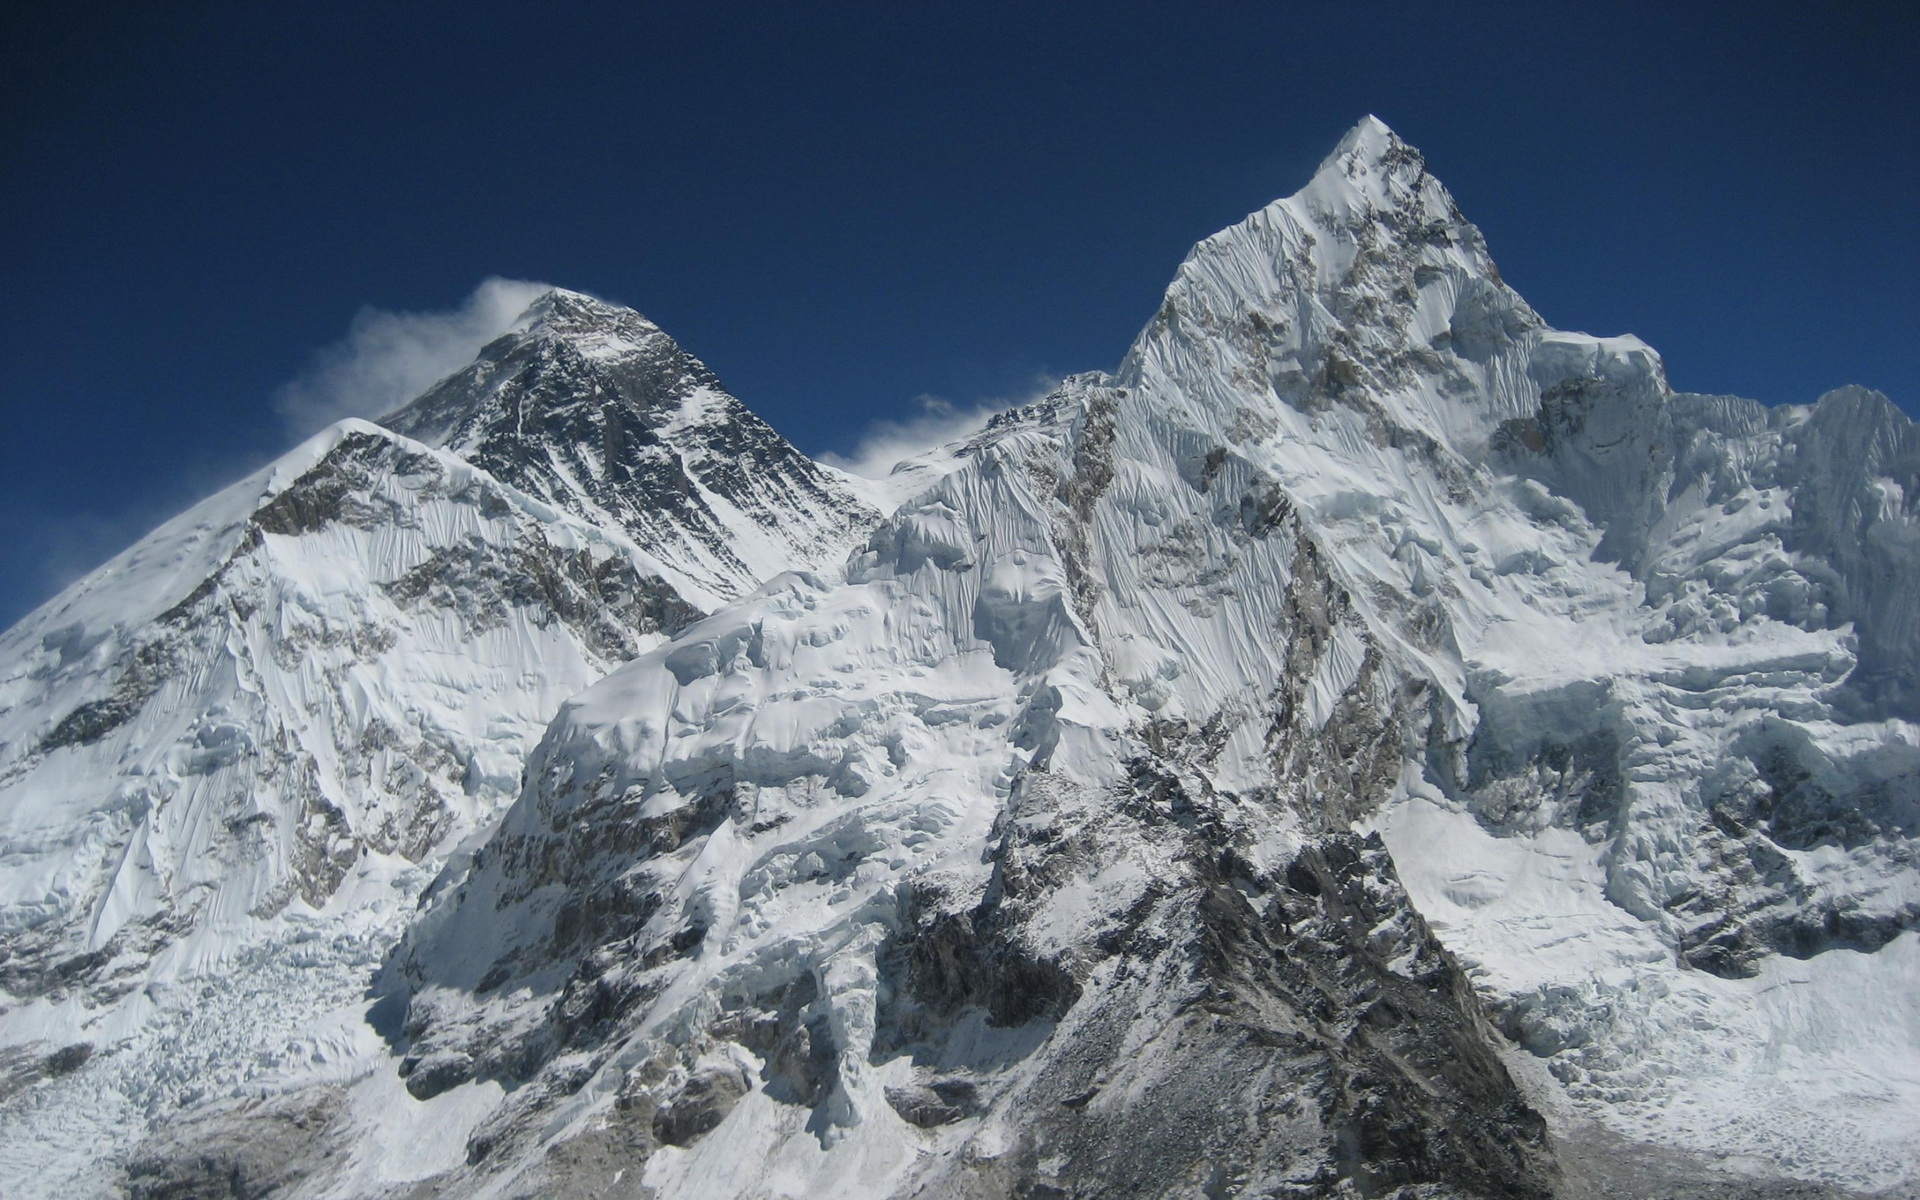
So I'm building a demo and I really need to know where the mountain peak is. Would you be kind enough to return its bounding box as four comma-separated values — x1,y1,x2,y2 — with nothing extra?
379,289,704,448
375,291,880,606
1121,115,1526,415
509,287,667,353
1326,113,1403,163
516,285,637,324
1302,113,1429,208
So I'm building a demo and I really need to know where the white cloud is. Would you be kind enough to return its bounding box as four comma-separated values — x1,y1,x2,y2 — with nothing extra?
274,277,553,435
819,377,1058,479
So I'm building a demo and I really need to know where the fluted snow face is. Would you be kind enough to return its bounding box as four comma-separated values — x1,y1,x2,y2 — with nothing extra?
1107,119,1920,1183
0,420,708,1190
1125,116,1547,446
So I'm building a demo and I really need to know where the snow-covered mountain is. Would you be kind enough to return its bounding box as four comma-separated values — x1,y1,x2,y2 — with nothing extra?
3,118,1916,1198
381,290,879,611
0,297,879,1191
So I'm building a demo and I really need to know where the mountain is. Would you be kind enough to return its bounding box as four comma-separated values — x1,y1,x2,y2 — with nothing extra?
380,290,879,611
380,118,1920,1198
0,297,880,1191
4,118,1917,1199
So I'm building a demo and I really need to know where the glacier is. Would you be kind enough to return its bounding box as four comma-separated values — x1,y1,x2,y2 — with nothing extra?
2,117,1917,1198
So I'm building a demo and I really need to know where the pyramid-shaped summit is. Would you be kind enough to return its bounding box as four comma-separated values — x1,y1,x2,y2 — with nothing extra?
381,288,880,607
1124,114,1547,445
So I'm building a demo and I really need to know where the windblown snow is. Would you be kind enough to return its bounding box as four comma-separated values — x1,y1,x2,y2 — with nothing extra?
2,118,1915,1199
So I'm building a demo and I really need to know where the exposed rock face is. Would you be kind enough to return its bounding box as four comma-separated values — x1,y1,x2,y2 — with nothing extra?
381,289,880,608
121,1090,344,1200
879,816,1556,1200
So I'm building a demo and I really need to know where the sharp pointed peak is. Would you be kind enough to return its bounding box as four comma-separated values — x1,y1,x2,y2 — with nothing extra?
511,287,661,338
1309,114,1423,189
1332,114,1402,154
375,286,714,447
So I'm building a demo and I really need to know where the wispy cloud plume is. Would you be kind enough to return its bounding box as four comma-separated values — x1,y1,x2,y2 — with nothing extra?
819,376,1059,479
274,277,553,436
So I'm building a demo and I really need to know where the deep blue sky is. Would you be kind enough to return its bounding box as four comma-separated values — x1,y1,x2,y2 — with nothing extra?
3,2,1915,630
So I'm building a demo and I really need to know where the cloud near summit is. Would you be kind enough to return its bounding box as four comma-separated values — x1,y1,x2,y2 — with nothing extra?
274,277,553,435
